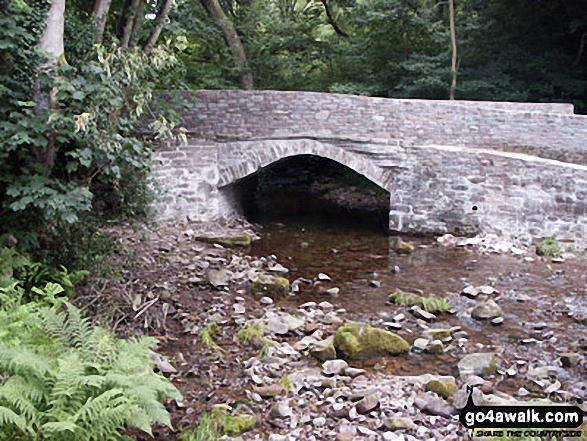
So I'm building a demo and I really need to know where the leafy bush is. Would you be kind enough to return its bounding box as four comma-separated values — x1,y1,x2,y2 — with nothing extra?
0,302,182,440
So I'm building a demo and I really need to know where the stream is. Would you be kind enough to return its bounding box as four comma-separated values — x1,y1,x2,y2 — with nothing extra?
247,189,587,402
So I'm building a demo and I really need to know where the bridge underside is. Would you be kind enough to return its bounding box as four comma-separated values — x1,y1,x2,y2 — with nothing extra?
151,91,587,245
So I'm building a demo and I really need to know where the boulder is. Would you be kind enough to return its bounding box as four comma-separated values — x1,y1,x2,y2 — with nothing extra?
309,336,337,362
458,353,500,379
208,268,231,287
265,312,305,335
426,379,458,399
471,299,503,320
356,393,380,414
333,323,409,359
252,275,290,295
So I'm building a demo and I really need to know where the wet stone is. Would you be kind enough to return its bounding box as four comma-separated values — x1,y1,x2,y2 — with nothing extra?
411,306,436,322
559,352,582,367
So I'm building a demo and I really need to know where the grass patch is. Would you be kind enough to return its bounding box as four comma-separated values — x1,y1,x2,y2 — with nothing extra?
389,290,452,314
237,320,265,346
200,321,225,355
535,237,561,256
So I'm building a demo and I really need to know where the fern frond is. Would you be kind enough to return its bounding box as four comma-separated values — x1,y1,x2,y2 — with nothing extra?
0,405,30,432
0,344,51,379
40,420,81,437
39,303,92,350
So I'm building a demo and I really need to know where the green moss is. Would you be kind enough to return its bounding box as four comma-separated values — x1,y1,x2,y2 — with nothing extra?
180,408,256,440
481,356,500,376
535,237,561,256
333,323,409,359
196,235,252,247
280,376,292,389
395,240,415,255
426,379,458,399
423,329,452,341
252,275,290,295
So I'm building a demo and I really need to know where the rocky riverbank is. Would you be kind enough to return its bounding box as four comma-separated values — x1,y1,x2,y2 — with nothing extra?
83,218,587,440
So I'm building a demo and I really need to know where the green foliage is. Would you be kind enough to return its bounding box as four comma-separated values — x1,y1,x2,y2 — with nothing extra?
237,320,266,346
200,321,225,355
536,237,562,257
389,290,452,314
179,407,256,440
0,302,182,440
0,0,183,264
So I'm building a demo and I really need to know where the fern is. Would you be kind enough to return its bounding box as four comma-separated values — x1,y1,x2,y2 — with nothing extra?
0,303,182,441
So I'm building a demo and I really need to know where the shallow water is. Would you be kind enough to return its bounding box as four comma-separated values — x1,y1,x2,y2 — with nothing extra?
248,191,587,396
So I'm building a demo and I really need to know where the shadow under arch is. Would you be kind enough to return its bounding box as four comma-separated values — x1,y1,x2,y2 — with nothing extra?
219,152,391,233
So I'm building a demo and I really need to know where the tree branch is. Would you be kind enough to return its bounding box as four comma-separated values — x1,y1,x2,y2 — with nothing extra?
320,0,349,38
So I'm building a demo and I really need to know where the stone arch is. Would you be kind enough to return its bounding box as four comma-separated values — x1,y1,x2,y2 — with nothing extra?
217,139,389,190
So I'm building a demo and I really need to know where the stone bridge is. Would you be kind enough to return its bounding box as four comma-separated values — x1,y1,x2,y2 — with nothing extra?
152,90,587,244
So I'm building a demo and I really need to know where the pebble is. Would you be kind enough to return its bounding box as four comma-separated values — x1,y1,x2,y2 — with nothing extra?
369,280,381,288
313,416,326,427
260,296,273,305
318,273,332,281
461,285,479,298
491,317,504,325
326,287,340,295
318,301,334,310
516,387,530,397
233,303,246,314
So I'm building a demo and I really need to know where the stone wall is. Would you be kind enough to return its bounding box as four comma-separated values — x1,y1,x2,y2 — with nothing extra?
152,90,587,245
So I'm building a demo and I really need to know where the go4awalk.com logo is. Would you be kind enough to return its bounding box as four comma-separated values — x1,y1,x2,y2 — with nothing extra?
458,386,584,438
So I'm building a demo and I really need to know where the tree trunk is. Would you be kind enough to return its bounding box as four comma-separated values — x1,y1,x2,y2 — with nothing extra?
448,0,457,100
143,0,174,53
34,0,66,173
120,0,140,49
200,0,254,89
128,0,146,49
92,0,113,43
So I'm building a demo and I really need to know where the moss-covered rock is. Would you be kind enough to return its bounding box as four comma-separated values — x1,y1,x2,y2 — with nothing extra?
422,328,452,341
252,275,290,295
196,235,252,247
535,237,561,256
458,353,500,379
209,407,256,436
395,240,415,255
426,379,458,399
333,323,409,359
